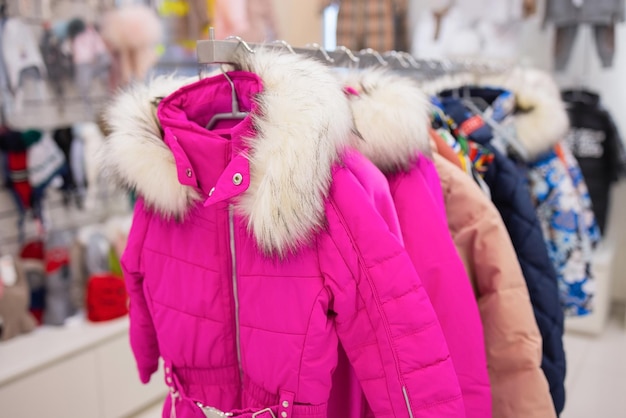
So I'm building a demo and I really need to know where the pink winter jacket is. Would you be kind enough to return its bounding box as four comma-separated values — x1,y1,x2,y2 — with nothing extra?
342,69,492,417
100,50,465,418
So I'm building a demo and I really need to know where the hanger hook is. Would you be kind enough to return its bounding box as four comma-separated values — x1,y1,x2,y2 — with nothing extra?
359,48,388,66
398,52,421,69
336,46,360,63
383,51,409,68
271,39,296,54
305,43,335,64
225,35,256,54
441,59,455,73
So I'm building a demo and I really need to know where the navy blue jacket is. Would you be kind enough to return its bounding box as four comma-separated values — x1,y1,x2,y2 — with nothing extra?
440,97,566,415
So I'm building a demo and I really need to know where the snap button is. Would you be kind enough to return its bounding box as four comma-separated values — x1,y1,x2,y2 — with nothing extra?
186,168,193,178
281,412,287,418
208,187,215,196
232,172,243,185
165,366,171,373
282,401,289,408
166,376,172,384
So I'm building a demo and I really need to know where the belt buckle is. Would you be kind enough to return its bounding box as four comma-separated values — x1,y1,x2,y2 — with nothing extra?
252,408,276,418
196,402,234,418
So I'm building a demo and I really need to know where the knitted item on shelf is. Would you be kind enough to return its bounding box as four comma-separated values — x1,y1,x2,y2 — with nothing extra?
40,24,74,106
86,273,128,322
6,150,30,210
0,129,31,213
19,240,46,325
0,257,37,341
42,246,75,326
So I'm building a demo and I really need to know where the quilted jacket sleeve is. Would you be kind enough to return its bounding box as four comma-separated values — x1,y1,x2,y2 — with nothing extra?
435,155,556,418
320,166,465,418
120,198,160,384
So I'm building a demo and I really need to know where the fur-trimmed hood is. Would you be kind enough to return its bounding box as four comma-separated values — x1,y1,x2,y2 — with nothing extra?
479,67,570,159
99,49,354,255
419,67,570,161
341,68,433,173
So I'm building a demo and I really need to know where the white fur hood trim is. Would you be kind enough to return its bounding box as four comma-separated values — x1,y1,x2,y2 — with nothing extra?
341,68,432,173
479,67,570,160
99,49,354,256
419,67,570,160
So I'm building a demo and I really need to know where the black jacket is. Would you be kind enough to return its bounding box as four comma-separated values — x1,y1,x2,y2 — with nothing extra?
562,89,626,234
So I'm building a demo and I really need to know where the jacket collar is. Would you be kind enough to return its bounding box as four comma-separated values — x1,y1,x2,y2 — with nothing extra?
341,68,433,174
157,71,262,200
99,48,354,256
561,89,600,107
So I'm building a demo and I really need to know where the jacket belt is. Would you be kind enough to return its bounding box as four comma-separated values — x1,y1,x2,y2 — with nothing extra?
164,361,325,418
197,405,278,418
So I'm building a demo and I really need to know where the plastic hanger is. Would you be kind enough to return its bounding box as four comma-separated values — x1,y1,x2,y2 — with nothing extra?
460,91,530,161
205,68,249,130
204,33,251,130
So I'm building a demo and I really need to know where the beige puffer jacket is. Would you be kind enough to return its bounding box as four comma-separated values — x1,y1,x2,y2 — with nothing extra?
433,152,557,418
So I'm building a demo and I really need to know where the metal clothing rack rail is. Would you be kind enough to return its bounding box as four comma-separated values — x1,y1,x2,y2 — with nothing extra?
196,34,512,77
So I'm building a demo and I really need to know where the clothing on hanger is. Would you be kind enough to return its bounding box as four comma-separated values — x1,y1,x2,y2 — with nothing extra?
554,24,616,70
1,17,47,93
545,0,625,70
340,67,556,417
437,95,566,415
69,22,110,113
433,153,557,418
545,0,625,26
342,67,491,417
99,48,466,418
0,14,12,108
562,88,626,233
461,86,600,318
430,100,495,197
40,23,73,106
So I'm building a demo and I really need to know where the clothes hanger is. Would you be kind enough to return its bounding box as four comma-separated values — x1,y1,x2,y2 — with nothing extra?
271,39,296,55
205,67,249,130
460,91,530,161
204,32,251,130
305,43,335,65
358,48,388,68
335,45,360,69
382,51,410,69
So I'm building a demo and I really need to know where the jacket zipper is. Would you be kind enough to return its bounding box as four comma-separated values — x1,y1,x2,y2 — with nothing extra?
229,204,243,386
402,386,415,418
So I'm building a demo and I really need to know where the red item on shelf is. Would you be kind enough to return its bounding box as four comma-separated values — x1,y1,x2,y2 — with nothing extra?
86,274,128,322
